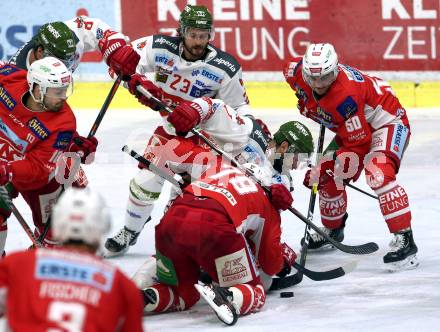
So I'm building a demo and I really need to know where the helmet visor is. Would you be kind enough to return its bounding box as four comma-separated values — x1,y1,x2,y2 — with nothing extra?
43,48,75,71
303,70,337,87
44,83,73,99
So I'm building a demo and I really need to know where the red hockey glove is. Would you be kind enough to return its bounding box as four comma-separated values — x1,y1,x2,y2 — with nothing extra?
68,134,99,164
167,101,201,136
303,159,334,190
276,242,297,278
269,183,293,210
100,31,140,80
255,118,272,140
127,74,164,110
0,161,12,186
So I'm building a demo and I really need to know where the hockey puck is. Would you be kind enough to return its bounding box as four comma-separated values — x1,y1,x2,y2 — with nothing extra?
280,291,294,298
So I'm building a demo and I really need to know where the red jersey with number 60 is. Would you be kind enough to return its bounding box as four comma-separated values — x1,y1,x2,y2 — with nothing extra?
284,58,410,159
0,248,143,332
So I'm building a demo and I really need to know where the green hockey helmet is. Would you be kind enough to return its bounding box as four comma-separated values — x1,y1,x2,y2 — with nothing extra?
273,121,314,155
179,5,214,40
34,22,77,70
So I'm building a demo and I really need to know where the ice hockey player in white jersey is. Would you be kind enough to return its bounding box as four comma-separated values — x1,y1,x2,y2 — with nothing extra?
105,4,273,255
9,16,139,76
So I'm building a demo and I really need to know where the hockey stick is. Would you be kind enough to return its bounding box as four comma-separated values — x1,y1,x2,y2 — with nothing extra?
325,169,378,200
123,145,356,285
0,186,42,248
270,260,358,289
38,76,123,244
122,145,184,192
135,86,379,255
288,123,326,286
87,75,122,139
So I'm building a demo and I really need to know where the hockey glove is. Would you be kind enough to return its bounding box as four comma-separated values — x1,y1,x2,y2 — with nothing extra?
0,162,12,186
276,242,297,278
255,118,272,140
127,74,164,110
167,101,201,136
303,158,335,190
269,183,293,210
100,31,140,80
68,133,99,164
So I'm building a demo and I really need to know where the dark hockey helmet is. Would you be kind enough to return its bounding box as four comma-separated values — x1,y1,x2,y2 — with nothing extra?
179,5,214,40
273,121,314,156
34,22,77,69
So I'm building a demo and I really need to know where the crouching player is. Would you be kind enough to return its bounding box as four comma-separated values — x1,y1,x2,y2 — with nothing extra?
134,134,296,325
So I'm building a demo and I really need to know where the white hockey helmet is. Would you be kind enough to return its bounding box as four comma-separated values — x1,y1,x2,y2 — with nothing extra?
52,188,111,246
27,56,73,105
302,43,338,88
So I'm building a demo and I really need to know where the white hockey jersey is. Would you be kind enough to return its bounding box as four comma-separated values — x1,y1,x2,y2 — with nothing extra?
132,34,252,132
9,16,127,72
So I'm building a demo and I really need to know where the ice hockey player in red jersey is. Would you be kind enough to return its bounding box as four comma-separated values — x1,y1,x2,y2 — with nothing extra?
9,18,140,175
0,57,79,253
138,139,295,325
283,43,418,271
6,18,140,247
0,187,144,331
105,4,271,256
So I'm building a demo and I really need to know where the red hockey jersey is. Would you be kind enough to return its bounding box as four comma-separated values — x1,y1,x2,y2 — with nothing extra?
0,248,143,331
0,64,76,191
186,162,285,276
284,58,410,159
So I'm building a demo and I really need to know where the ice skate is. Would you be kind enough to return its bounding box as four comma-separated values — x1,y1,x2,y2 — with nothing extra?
195,283,239,326
384,229,419,272
300,213,347,250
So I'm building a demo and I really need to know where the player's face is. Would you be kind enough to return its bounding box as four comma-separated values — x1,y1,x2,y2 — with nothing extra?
305,72,336,95
43,86,71,112
266,140,301,172
182,27,210,60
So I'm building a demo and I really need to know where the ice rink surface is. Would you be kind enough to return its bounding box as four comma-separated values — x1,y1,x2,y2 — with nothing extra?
3,107,440,331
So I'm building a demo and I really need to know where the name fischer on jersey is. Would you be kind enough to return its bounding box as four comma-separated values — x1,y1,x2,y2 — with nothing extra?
39,281,101,306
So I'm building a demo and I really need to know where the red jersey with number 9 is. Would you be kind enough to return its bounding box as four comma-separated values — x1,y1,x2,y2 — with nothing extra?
0,248,143,332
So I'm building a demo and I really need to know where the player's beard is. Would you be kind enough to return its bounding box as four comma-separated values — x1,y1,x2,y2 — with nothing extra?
43,97,65,112
183,40,206,60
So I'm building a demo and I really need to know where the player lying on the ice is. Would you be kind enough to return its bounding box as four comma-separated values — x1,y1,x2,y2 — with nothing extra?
128,118,315,324
284,43,418,271
133,136,296,325
105,95,314,257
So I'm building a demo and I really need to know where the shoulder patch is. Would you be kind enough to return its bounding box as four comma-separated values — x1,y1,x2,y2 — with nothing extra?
340,64,364,82
0,85,17,111
53,130,73,150
208,46,241,78
152,35,180,56
27,117,51,140
336,96,358,120
0,64,19,76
